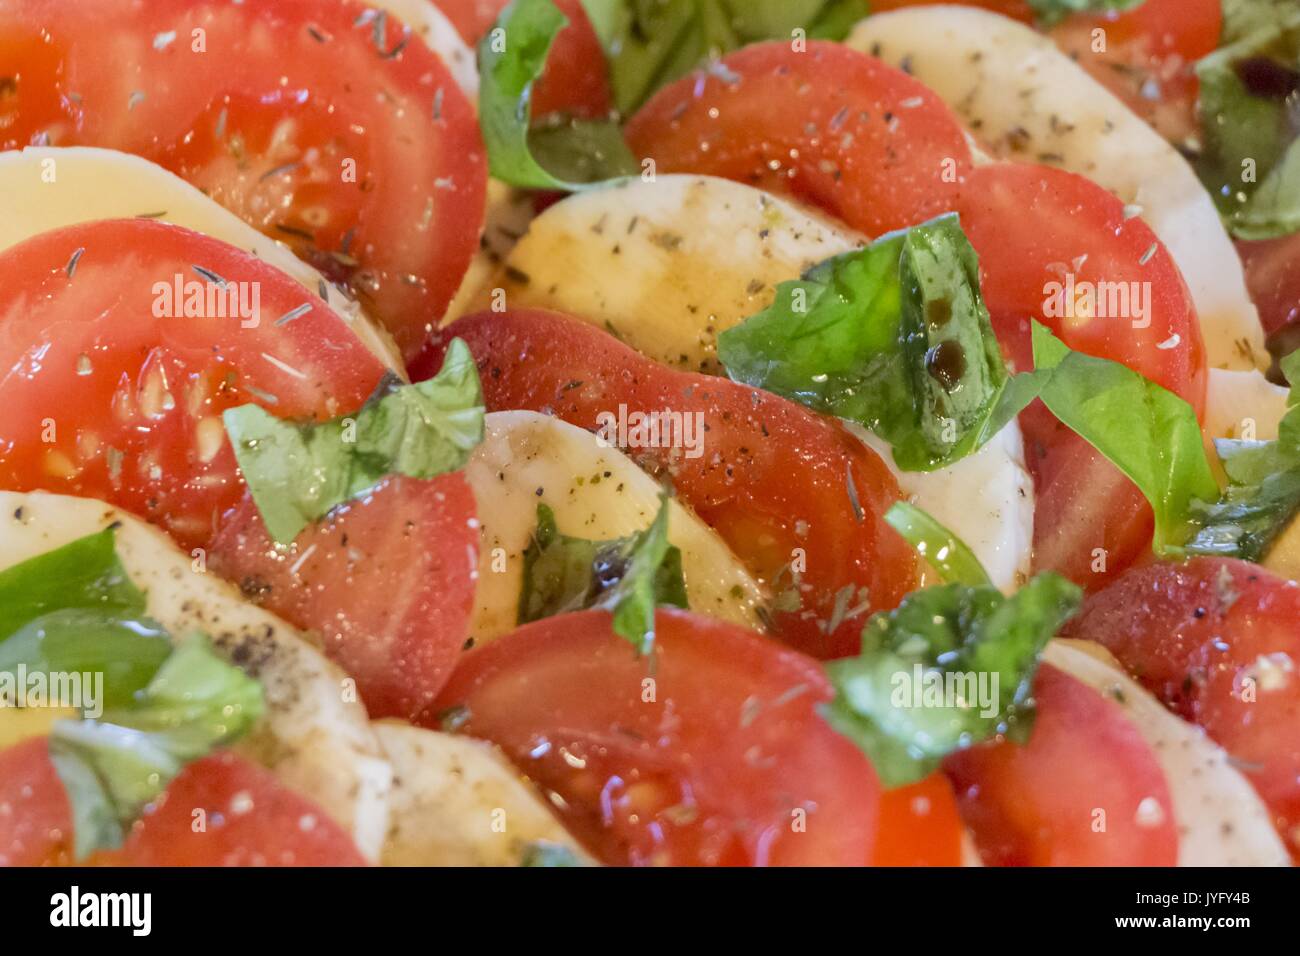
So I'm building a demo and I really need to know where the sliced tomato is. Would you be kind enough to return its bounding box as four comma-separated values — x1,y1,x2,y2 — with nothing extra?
414,309,918,660
624,40,974,237
943,663,1179,866
1049,0,1222,146
0,739,365,866
433,608,900,866
0,0,486,360
0,737,72,866
0,219,388,550
1062,558,1300,861
1238,235,1300,360
434,0,613,119
873,772,965,866
210,475,479,722
953,162,1207,589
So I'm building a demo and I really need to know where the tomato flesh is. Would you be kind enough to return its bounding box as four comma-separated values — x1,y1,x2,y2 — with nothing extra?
1062,558,1300,861
0,738,364,866
210,475,479,722
0,0,487,360
0,219,387,550
415,309,919,660
873,773,965,866
944,663,1179,866
434,608,900,865
625,40,974,237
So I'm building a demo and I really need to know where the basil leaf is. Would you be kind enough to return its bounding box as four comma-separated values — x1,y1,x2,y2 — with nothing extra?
49,634,264,860
480,0,637,191
884,502,991,588
821,573,1082,788
1025,0,1147,25
1196,7,1300,239
1187,349,1300,559
1031,321,1220,552
719,214,1037,471
224,337,485,544
518,496,688,654
581,0,869,115
520,841,587,866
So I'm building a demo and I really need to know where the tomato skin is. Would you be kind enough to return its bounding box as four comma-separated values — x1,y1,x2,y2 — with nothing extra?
434,608,892,866
434,0,613,119
944,663,1179,866
1062,558,1300,861
953,162,1206,590
872,773,965,866
0,0,486,360
1237,235,1300,356
210,475,479,722
414,309,918,660
0,740,365,866
0,737,73,866
625,41,974,237
0,219,387,551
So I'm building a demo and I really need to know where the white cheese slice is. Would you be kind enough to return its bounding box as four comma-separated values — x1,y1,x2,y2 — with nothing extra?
845,6,1266,373
0,491,393,862
0,146,403,374
1206,368,1290,442
463,411,767,641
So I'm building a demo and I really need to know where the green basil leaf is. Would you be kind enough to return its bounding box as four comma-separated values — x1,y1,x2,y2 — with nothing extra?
884,502,991,588
719,214,1037,471
1031,321,1220,552
1196,7,1300,239
520,841,587,866
821,573,1082,788
224,338,485,544
49,634,264,860
518,496,688,654
581,0,869,116
480,0,637,191
1025,0,1147,26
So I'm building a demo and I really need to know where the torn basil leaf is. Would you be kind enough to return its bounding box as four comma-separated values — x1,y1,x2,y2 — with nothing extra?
719,214,1037,471
224,338,485,544
821,573,1082,789
1187,349,1300,559
581,0,870,115
1031,322,1221,553
519,496,688,654
884,502,991,588
480,0,637,190
48,634,264,859
1196,5,1300,239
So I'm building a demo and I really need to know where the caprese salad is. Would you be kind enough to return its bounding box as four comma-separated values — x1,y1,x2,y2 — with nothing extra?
0,0,1296,868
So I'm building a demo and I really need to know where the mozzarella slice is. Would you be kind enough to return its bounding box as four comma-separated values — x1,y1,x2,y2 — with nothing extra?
851,422,1033,593
1206,368,1291,442
463,411,767,642
372,0,478,99
374,720,593,866
845,6,1266,373
1045,639,1290,866
480,174,865,373
0,491,393,862
0,146,403,374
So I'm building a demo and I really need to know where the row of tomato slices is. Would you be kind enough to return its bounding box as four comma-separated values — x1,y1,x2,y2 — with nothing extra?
0,0,1295,866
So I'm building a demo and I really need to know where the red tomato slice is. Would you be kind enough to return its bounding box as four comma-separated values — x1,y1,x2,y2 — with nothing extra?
0,739,364,866
1049,0,1222,145
944,663,1179,866
872,773,965,866
0,0,486,360
434,0,613,119
953,162,1207,589
210,475,479,722
1062,558,1300,861
0,737,73,866
625,41,974,237
433,608,897,866
1238,235,1300,353
0,219,388,550
414,309,919,660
